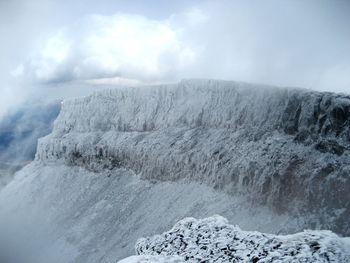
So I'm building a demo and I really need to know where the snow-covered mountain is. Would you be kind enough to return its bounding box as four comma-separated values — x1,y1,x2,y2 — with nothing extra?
0,79,349,262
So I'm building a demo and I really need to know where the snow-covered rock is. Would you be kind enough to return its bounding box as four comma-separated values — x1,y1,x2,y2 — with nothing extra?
36,79,350,235
126,215,350,263
118,255,184,263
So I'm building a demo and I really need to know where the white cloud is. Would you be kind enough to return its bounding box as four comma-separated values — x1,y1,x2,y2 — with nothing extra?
17,13,197,84
32,30,72,82
10,64,24,78
7,0,350,97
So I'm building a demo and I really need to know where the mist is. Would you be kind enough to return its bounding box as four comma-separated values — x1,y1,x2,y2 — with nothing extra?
0,101,60,189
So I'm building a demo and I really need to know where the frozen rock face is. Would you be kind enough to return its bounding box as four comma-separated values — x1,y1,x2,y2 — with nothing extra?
125,215,350,263
36,79,350,235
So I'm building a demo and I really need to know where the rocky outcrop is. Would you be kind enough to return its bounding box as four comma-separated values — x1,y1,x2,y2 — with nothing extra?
125,215,350,262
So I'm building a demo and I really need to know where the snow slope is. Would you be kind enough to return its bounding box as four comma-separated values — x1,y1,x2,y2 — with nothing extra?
0,163,295,263
121,215,350,262
0,79,349,262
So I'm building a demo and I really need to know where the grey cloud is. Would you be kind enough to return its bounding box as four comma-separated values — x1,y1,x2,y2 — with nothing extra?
183,0,350,93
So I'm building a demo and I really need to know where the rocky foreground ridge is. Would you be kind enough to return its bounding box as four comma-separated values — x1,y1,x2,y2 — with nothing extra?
119,215,350,262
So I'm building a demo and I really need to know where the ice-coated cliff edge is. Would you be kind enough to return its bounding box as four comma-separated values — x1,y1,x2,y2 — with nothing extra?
36,79,350,235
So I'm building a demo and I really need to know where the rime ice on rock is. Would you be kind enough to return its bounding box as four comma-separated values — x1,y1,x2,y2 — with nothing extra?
36,79,350,235
118,255,184,263
127,216,350,263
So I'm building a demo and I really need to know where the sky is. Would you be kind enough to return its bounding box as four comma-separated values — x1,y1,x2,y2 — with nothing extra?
1,0,350,118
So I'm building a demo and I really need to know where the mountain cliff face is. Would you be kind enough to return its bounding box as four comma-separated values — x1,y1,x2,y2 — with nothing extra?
0,79,349,263
37,79,350,234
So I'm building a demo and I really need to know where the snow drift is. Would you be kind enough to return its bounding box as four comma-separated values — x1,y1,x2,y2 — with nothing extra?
0,79,349,262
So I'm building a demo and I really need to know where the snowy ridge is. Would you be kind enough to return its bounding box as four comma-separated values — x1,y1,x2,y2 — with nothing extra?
35,79,350,235
41,79,350,141
121,215,350,263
